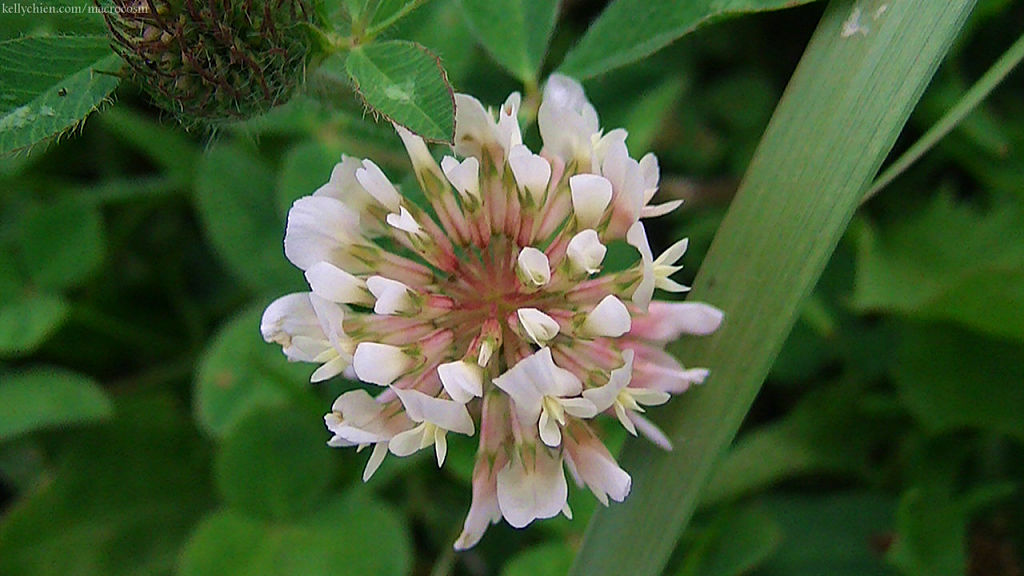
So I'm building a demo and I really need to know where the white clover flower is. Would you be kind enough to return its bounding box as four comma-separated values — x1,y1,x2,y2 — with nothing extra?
262,74,724,548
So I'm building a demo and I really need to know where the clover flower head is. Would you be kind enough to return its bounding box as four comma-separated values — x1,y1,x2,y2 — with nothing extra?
262,74,724,548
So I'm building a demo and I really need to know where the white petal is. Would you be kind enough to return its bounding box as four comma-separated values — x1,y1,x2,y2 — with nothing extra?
538,410,561,447
581,295,631,338
493,347,583,426
543,74,593,119
642,200,683,219
655,302,724,338
454,93,497,158
261,293,324,361
454,466,501,550
354,159,401,212
310,356,347,382
569,174,613,229
517,308,561,346
654,238,689,267
566,436,631,505
582,349,635,412
631,388,671,406
639,152,660,195
393,387,475,435
324,390,402,446
434,426,449,466
308,293,347,342
656,275,691,293
629,302,723,342
615,403,637,435
478,340,495,367
329,389,383,427
493,347,569,422
631,413,673,450
516,247,551,287
496,447,568,528
366,275,415,315
496,92,523,153
304,262,373,306
284,196,361,271
538,74,600,162
437,360,484,403
508,144,552,204
566,229,606,275
389,425,426,457
441,155,481,202
313,156,382,222
560,397,599,419
353,342,413,385
593,129,629,168
386,206,423,235
627,221,655,309
395,124,439,176
363,442,389,481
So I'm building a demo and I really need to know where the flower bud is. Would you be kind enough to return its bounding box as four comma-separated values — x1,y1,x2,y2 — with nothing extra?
101,0,313,124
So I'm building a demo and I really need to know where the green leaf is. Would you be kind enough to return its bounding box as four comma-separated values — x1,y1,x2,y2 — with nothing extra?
558,0,818,79
885,482,1012,576
758,493,897,576
19,199,105,290
701,382,891,506
0,36,121,155
215,406,336,520
0,292,69,357
570,2,977,575
0,394,214,576
619,77,686,154
501,542,575,576
194,140,303,294
194,306,315,439
886,487,966,576
0,0,106,38
179,494,413,576
0,367,112,441
893,324,1024,442
366,0,430,34
675,505,782,576
346,40,455,143
459,0,559,84
866,31,1024,199
397,0,477,85
852,194,1024,342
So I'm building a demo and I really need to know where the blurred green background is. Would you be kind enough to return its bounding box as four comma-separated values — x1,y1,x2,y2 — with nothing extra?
2,0,1023,575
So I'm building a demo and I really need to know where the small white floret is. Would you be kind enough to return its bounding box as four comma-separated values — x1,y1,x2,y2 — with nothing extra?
441,155,481,203
580,295,631,338
366,276,416,315
516,247,551,288
569,174,613,229
353,342,413,385
354,159,402,212
517,308,561,346
566,229,606,276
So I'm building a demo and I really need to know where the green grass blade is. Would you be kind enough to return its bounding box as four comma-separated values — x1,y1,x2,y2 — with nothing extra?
865,29,1024,201
569,1,977,575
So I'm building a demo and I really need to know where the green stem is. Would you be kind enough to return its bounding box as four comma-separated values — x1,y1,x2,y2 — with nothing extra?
864,30,1024,202
307,24,354,58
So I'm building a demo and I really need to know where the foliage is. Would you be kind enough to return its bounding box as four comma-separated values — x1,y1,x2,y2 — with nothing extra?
2,0,1024,575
